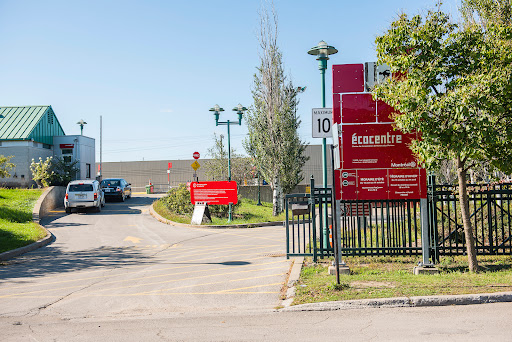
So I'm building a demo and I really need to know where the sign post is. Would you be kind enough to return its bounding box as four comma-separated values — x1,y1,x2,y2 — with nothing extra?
167,162,172,189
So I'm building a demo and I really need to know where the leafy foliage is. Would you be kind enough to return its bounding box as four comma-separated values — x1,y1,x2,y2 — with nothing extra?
204,133,254,184
160,183,194,215
30,157,54,188
374,2,512,272
50,157,79,186
0,155,15,178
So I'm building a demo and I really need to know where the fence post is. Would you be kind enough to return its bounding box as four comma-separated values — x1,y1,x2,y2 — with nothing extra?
310,176,317,262
428,174,440,263
285,196,290,259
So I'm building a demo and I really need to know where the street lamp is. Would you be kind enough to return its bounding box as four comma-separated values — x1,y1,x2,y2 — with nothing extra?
308,40,338,248
210,103,247,221
77,119,87,135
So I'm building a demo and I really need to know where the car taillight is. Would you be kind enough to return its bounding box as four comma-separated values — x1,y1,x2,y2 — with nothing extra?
94,193,98,200
116,187,121,192
65,194,68,200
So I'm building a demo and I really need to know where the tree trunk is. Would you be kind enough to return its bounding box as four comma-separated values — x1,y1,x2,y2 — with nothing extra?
457,156,479,272
272,176,282,216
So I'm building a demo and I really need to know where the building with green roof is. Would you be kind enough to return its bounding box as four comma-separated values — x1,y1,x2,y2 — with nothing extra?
0,106,95,187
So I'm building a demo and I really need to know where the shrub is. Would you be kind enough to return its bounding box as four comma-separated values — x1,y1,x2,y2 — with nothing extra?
161,183,194,215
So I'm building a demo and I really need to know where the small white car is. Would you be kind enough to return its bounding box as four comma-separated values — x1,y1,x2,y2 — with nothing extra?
64,180,105,213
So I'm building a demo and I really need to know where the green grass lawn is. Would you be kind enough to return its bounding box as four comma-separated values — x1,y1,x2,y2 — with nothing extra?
154,198,289,225
0,188,46,253
293,255,512,305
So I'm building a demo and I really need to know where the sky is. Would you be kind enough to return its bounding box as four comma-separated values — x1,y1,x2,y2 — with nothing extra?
0,0,461,163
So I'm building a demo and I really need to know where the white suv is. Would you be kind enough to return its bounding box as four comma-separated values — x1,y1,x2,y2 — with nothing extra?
64,180,105,213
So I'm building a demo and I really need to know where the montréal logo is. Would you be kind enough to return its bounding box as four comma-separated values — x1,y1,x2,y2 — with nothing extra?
391,162,416,167
351,132,402,146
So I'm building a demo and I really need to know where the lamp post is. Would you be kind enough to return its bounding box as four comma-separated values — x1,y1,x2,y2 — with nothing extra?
210,103,246,222
308,40,338,248
77,119,87,135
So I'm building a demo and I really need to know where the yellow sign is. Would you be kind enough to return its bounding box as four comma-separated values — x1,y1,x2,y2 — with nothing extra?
191,160,200,171
305,186,311,194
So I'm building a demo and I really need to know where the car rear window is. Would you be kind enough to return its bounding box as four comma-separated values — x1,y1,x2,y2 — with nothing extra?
69,184,94,192
101,180,120,186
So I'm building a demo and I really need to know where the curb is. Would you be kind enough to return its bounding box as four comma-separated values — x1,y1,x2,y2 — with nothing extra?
149,202,285,229
281,291,512,311
278,256,512,311
0,188,55,261
281,256,304,307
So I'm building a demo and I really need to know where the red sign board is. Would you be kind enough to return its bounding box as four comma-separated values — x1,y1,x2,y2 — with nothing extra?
336,169,426,200
341,123,419,169
59,144,74,149
168,162,172,169
332,64,364,93
190,181,238,205
193,152,200,159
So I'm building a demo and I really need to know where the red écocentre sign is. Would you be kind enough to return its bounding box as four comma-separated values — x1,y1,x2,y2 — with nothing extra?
332,63,426,201
190,181,238,205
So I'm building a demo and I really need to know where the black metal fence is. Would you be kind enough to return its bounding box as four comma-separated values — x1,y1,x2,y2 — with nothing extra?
430,177,512,258
339,199,423,256
285,176,512,260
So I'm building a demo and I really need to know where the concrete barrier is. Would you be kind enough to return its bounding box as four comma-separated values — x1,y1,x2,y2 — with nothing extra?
32,186,66,223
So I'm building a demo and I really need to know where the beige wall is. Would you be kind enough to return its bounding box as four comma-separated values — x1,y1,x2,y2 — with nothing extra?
97,145,333,193
0,144,53,187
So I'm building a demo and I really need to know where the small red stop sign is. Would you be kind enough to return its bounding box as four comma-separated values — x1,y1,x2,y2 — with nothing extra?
193,152,200,159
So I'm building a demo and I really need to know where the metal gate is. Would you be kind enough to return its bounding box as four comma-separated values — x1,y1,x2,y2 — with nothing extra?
339,199,424,256
286,177,333,261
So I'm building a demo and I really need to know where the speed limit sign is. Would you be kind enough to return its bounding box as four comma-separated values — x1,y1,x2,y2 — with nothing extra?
312,108,332,138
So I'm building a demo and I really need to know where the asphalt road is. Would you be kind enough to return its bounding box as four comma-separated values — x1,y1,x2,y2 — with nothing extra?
0,195,291,320
1,194,512,341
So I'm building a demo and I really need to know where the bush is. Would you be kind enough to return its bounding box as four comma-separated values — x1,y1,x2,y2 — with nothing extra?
161,183,194,215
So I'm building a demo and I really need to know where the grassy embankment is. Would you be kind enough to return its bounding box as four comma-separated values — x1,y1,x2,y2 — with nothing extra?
0,188,46,253
293,255,512,305
154,198,288,225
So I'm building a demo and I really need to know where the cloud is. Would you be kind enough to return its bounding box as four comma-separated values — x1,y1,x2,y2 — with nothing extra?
160,109,173,113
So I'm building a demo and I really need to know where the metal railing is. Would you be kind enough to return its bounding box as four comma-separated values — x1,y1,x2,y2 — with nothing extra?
339,199,423,256
430,177,512,257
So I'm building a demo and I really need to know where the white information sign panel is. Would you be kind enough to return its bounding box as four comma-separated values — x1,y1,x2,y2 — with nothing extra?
312,108,332,138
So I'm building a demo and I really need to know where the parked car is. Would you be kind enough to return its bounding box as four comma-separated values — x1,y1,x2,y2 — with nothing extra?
64,180,105,213
100,178,132,201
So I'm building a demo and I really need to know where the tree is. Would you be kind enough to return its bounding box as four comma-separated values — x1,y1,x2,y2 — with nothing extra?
30,157,54,188
374,4,512,272
204,133,253,185
243,4,309,215
0,155,15,178
50,157,80,185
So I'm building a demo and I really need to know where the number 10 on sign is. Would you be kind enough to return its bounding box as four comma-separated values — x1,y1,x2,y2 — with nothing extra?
312,108,332,138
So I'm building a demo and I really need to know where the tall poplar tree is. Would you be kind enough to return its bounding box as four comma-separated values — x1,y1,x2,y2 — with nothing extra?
244,4,308,215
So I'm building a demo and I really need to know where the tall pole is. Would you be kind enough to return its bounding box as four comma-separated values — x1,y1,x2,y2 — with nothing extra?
309,40,337,249
227,120,232,222
100,115,102,180
319,56,329,248
210,104,246,223
227,120,231,182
